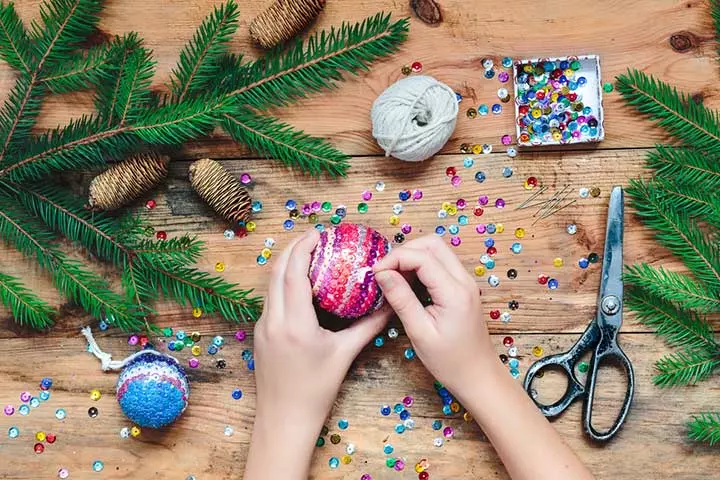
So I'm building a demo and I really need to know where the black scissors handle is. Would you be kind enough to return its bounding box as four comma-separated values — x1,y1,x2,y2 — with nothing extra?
523,321,599,417
582,329,635,441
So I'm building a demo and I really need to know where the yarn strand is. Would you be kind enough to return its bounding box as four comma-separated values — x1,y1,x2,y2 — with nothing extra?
81,326,163,371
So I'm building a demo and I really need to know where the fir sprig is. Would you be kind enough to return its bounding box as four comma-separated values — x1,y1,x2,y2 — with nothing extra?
616,69,720,154
625,286,719,351
0,271,55,329
646,146,720,190
222,109,350,176
626,179,720,290
0,2,32,73
654,348,720,387
624,264,720,313
688,413,720,446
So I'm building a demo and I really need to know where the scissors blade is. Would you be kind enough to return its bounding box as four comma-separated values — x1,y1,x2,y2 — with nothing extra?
597,186,624,328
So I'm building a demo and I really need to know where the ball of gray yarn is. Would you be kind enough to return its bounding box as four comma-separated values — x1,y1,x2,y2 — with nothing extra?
371,75,458,162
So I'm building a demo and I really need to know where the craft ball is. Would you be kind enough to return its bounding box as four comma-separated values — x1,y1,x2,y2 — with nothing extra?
117,351,189,428
371,75,458,162
309,223,390,320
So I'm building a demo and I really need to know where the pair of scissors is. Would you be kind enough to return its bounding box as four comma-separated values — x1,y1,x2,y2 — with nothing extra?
523,185,634,442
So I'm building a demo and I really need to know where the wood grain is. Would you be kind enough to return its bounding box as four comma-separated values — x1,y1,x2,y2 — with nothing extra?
1,0,719,478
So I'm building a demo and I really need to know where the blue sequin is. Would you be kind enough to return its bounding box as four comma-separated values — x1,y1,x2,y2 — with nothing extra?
548,278,559,290
502,167,513,178
442,404,452,415
374,336,385,347
232,389,243,400
212,335,225,347
247,359,255,371
448,224,459,235
380,405,391,416
176,330,186,340
435,225,446,236
484,237,495,248
398,190,411,201
98,320,109,331
486,223,496,234
283,219,295,231
509,368,520,379
455,92,463,102
578,257,589,269
394,424,406,434
207,345,218,355
41,377,52,389
314,224,324,232
393,403,404,413
251,200,263,213
484,69,495,79
383,444,394,454
18,405,29,416
509,358,520,369
241,349,253,361
432,420,443,430
492,104,502,114
463,157,474,168
285,199,297,210
478,104,489,116
335,207,346,218
511,242,523,254
256,255,268,265
8,426,19,438
502,57,513,68
168,341,176,351
475,171,486,183
458,215,469,226
39,391,50,401
329,457,340,469
485,259,496,269
338,419,349,430
399,410,410,421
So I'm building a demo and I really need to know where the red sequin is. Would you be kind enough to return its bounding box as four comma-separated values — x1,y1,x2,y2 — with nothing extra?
519,105,529,115
503,336,514,347
156,231,167,240
411,61,423,73
419,473,429,480
568,93,577,102
445,166,456,177
489,310,500,320
486,246,497,256
234,226,248,238
536,90,545,100
139,335,149,347
538,274,549,285
34,443,44,454
145,199,156,209
46,433,56,444
473,207,484,217
527,176,538,187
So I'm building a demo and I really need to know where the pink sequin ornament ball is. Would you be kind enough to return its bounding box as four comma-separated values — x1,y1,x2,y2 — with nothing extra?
309,223,390,320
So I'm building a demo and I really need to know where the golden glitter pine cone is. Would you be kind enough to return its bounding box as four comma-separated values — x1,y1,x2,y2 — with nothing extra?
249,0,326,49
88,153,170,210
188,158,252,224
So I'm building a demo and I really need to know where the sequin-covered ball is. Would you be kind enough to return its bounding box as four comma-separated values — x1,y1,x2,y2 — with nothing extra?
117,351,189,428
309,223,390,320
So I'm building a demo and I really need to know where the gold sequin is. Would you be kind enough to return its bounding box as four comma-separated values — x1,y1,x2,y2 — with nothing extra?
90,389,101,401
192,307,202,318
590,186,601,197
215,262,225,272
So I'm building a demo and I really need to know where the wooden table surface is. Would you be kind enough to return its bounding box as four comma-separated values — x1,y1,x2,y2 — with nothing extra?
1,0,719,478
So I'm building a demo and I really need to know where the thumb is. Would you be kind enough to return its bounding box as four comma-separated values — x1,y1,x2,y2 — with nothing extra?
374,270,432,339
338,304,392,354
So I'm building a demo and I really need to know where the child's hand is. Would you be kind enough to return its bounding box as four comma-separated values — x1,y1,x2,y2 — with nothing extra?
373,236,500,395
253,228,390,428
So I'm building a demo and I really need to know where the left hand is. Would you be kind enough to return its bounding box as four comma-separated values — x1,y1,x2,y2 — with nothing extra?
253,228,391,428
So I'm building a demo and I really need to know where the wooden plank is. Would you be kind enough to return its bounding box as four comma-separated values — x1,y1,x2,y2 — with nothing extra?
0,332,716,479
1,149,711,337
1,0,718,157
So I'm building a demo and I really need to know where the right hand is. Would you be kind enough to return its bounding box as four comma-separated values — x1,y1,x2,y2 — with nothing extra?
373,236,500,395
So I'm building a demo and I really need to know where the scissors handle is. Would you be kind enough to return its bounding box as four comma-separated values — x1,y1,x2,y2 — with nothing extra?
582,339,635,442
523,322,599,417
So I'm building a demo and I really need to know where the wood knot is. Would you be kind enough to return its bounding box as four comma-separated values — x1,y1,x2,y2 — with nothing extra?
691,92,704,104
669,31,698,52
410,0,442,25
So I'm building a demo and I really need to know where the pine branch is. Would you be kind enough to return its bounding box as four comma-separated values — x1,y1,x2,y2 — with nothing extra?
649,177,720,230
0,271,55,329
222,109,350,176
132,236,204,266
627,179,720,290
654,347,720,387
219,13,409,110
688,413,720,446
136,259,262,323
41,41,114,94
0,75,45,160
647,146,720,191
625,286,720,351
0,116,136,183
616,70,720,154
0,195,144,331
169,0,239,103
624,263,720,313
0,2,33,73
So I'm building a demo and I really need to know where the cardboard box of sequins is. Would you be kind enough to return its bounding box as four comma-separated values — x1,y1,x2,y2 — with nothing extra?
512,55,605,147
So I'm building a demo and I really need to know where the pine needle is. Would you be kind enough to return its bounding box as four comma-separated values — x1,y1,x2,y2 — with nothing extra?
0,2,33,73
222,109,350,176
688,413,720,446
40,40,115,93
0,271,55,329
625,286,719,351
616,69,720,154
624,263,720,313
647,146,720,190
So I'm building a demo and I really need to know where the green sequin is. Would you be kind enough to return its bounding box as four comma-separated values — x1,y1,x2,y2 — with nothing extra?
603,82,614,93
357,203,368,213
316,437,325,447
162,327,173,337
578,361,589,373
330,214,341,225
588,252,599,263
321,201,332,212
386,458,396,468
